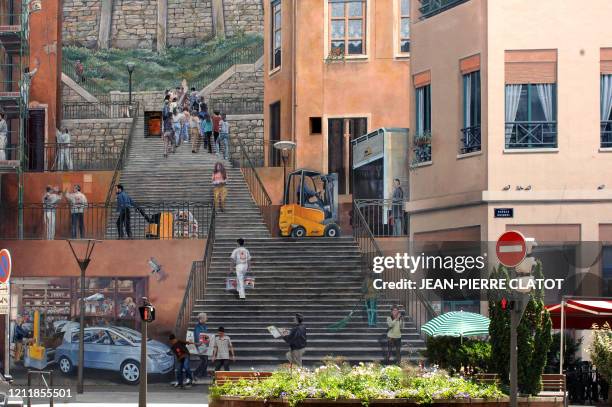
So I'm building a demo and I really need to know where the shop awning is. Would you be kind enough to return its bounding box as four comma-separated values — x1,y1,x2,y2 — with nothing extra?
546,299,612,330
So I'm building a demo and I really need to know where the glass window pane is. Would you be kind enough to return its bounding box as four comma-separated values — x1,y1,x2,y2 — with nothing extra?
348,2,363,17
400,39,410,53
348,19,363,38
515,87,529,122
401,0,410,15
331,20,345,39
530,87,546,122
400,18,410,38
274,10,281,29
348,40,363,55
274,31,281,49
331,2,345,17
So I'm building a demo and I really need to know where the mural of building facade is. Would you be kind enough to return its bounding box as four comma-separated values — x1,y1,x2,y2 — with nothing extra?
63,0,263,49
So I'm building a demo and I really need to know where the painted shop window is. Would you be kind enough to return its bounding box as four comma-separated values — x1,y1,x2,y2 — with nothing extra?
271,0,282,71
399,0,410,53
329,0,367,56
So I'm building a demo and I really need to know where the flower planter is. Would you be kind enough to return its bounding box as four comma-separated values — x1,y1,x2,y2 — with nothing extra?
210,396,564,407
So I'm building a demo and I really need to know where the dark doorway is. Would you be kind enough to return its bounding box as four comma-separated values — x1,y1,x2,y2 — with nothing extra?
27,109,45,172
327,117,367,195
269,102,281,167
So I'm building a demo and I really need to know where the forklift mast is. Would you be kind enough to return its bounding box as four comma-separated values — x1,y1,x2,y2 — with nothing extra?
323,173,339,221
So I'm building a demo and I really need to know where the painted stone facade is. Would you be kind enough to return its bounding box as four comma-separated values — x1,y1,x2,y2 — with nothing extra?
63,0,263,49
63,0,101,48
61,118,134,146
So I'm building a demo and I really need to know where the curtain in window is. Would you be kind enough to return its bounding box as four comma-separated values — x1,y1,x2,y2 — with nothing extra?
416,87,424,134
602,74,612,121
536,84,554,122
464,74,472,128
505,84,522,122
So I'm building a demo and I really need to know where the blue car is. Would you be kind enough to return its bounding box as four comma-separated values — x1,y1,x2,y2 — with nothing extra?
54,326,174,384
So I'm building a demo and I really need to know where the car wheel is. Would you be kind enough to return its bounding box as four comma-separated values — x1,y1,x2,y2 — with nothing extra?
120,360,140,385
324,224,341,238
291,226,306,238
58,356,74,375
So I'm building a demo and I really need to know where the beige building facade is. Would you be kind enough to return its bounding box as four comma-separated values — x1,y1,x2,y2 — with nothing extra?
408,0,612,259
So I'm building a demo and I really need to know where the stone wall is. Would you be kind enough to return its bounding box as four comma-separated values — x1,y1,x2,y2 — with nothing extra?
63,0,263,50
62,83,92,104
61,118,134,146
227,114,263,166
63,0,101,48
111,0,158,49
109,91,165,114
223,0,264,37
205,63,264,103
167,0,214,47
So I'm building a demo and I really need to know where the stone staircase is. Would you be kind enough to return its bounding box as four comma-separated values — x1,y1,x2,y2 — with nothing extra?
194,237,425,368
105,118,270,239
112,116,425,367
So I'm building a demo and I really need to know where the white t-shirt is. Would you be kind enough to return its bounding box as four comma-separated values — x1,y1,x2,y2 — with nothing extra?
230,247,251,266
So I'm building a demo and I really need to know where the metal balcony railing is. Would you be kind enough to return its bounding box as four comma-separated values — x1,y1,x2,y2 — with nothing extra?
62,101,135,120
601,121,612,148
28,142,124,172
505,121,557,149
419,0,469,19
354,199,409,237
460,125,481,154
0,201,214,240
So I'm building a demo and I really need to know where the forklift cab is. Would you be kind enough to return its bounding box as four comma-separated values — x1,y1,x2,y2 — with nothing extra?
279,169,341,238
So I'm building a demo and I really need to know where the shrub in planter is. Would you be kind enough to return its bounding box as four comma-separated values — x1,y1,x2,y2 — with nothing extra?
589,323,612,401
209,363,504,406
423,337,491,375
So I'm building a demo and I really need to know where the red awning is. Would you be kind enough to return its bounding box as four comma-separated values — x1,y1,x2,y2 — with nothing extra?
546,299,612,330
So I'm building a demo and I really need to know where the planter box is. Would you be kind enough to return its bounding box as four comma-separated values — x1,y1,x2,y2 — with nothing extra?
210,396,564,407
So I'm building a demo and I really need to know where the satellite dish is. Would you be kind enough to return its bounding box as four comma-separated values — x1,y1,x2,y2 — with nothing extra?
274,141,296,151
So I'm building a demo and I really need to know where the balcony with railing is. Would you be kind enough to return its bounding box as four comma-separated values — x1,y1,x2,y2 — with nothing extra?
25,141,124,172
354,199,409,237
419,0,470,19
602,121,612,148
459,125,481,154
412,132,432,166
505,121,557,149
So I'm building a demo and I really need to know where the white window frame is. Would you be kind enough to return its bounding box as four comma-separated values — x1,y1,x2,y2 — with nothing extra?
393,0,411,58
270,0,282,74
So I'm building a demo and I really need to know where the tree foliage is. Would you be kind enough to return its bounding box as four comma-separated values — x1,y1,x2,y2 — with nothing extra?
488,261,553,395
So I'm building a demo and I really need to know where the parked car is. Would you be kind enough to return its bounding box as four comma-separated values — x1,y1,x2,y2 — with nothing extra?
54,326,174,384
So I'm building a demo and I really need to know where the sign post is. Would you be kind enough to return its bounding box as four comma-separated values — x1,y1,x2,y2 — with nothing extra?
0,249,12,377
495,231,528,407
138,298,155,407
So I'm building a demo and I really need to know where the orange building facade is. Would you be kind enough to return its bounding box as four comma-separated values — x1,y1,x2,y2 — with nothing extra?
263,0,411,198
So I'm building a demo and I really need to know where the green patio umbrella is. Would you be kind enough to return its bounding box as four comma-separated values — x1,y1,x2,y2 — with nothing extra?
421,311,490,341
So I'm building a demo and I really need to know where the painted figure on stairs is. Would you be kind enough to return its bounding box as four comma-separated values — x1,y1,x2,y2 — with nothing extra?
230,238,251,300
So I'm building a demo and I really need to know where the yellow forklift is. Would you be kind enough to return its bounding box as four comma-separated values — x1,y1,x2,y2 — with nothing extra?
279,169,341,238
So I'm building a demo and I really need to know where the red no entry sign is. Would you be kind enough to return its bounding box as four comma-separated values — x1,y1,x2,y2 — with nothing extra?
0,249,11,284
496,231,526,268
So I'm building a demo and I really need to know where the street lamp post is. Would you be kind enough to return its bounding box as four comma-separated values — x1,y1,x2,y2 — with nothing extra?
67,240,98,394
126,62,135,107
273,141,296,193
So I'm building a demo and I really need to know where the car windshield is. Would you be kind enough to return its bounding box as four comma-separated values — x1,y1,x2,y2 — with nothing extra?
113,326,153,342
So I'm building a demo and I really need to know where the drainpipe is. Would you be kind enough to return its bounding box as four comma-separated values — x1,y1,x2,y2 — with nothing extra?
291,0,297,152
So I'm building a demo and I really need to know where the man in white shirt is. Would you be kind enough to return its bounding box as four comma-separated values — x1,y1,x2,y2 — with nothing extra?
42,185,62,240
211,327,235,371
57,128,73,170
230,238,251,299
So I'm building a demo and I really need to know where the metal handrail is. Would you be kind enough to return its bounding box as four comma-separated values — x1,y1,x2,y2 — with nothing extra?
62,101,133,120
352,202,437,334
175,207,216,337
353,199,409,237
237,138,272,208
105,106,139,207
61,57,108,98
